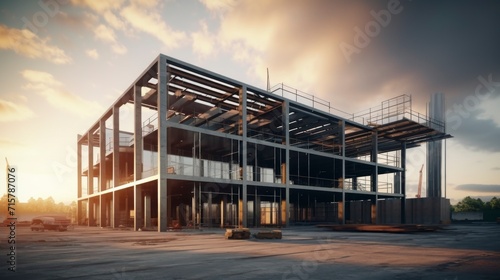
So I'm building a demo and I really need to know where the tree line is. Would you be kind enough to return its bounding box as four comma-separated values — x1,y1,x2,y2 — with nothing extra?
452,196,500,212
0,194,76,216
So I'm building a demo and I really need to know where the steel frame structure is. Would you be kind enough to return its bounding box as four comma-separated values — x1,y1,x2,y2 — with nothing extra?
77,54,451,231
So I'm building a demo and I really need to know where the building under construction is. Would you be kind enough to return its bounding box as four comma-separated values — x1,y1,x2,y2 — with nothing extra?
76,54,451,231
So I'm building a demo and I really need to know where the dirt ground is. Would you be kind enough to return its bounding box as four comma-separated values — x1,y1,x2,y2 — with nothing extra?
1,223,499,279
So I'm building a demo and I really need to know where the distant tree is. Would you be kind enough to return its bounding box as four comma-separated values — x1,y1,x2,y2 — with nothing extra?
44,196,56,212
36,197,44,212
485,197,500,210
454,196,485,212
27,197,37,212
0,194,8,217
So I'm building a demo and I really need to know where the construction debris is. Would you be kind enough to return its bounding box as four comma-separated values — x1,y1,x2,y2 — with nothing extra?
225,228,251,239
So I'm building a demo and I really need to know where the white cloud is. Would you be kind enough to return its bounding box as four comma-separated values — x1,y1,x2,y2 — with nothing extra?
0,98,35,122
195,1,382,112
85,48,99,59
94,24,127,54
20,70,103,118
73,0,186,51
477,95,500,127
71,0,125,13
120,2,187,49
199,0,236,12
0,24,71,64
103,10,127,31
191,21,216,57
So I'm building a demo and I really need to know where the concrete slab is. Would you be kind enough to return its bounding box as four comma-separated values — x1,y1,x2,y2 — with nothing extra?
1,224,499,279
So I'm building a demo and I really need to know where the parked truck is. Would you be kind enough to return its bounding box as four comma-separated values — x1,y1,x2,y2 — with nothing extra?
31,215,71,232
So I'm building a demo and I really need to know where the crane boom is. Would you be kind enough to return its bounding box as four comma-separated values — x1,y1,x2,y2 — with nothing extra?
416,164,424,198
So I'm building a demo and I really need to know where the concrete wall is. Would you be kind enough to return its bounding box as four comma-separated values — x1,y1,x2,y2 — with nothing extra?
377,199,402,224
451,211,483,221
406,197,451,224
375,197,451,225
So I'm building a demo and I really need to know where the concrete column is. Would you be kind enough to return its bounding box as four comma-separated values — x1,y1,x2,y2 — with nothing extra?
112,191,119,228
427,93,444,198
254,193,261,227
401,141,407,224
337,201,343,224
77,140,82,198
371,131,378,192
208,191,212,227
157,56,168,232
134,186,143,230
88,199,94,226
88,132,93,195
341,120,346,225
283,100,290,227
167,194,171,228
192,184,198,227
110,196,114,228
99,195,105,227
134,85,143,181
112,105,120,187
144,193,151,228
220,199,225,228
99,119,106,192
239,86,248,227
371,131,378,224
371,199,377,224
77,200,83,225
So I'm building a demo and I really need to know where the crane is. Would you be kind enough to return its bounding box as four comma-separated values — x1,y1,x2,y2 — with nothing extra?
416,164,424,198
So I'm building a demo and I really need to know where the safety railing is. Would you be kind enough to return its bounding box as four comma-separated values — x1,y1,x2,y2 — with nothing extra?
270,83,353,119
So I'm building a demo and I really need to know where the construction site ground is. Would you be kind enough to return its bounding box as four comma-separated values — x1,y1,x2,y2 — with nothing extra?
1,223,499,279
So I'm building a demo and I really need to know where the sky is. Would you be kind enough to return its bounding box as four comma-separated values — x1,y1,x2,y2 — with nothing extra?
0,0,499,205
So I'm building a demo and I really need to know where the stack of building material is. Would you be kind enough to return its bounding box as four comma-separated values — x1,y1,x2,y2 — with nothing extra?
225,228,251,239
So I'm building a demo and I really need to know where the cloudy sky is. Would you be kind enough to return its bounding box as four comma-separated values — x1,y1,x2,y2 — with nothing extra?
0,0,499,204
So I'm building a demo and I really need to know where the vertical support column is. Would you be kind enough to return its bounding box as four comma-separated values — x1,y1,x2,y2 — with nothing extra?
77,137,82,226
283,100,290,227
88,199,94,226
99,119,106,192
134,186,143,230
88,132,94,195
112,191,119,228
208,191,213,227
133,81,143,232
157,56,168,232
112,105,120,187
221,197,226,228
99,195,105,226
401,141,407,224
144,193,151,228
77,200,82,225
192,183,198,228
371,131,378,224
134,85,143,181
254,192,260,227
239,86,248,227
77,139,82,198
340,120,346,225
